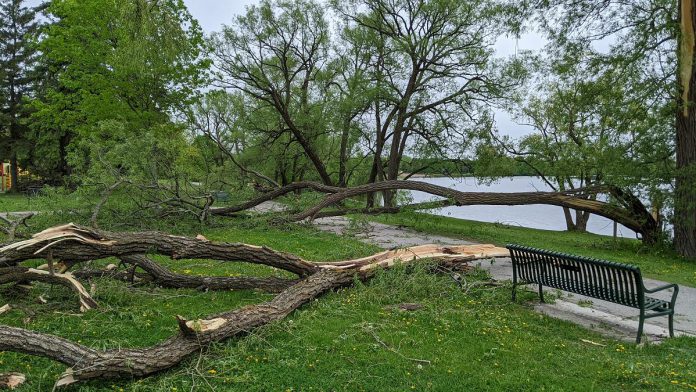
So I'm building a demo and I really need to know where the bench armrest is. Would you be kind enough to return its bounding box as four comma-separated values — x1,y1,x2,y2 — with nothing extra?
643,283,678,294
643,283,679,307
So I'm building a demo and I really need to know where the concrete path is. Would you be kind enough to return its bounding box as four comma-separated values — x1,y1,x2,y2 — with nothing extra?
311,213,696,344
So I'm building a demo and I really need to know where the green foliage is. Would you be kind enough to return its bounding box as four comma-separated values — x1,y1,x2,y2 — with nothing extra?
27,0,209,186
0,0,42,188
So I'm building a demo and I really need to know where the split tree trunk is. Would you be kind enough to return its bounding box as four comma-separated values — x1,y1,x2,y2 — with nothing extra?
0,224,507,387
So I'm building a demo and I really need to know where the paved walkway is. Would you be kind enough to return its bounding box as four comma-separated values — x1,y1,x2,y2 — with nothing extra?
310,212,695,344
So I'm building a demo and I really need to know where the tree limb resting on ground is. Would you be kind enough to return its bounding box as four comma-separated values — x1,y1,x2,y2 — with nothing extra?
0,224,508,387
0,267,97,312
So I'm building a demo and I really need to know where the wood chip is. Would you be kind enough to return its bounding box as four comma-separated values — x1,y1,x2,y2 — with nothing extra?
580,339,606,347
0,373,26,390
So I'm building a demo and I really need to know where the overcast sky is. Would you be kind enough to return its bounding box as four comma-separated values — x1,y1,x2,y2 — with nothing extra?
183,0,542,138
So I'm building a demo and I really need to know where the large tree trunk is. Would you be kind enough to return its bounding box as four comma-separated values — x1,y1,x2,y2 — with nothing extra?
0,224,507,387
207,180,660,244
675,0,696,258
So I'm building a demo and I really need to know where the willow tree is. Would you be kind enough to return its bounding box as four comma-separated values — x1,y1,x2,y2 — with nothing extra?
333,0,523,207
211,0,336,186
532,0,694,255
486,51,673,233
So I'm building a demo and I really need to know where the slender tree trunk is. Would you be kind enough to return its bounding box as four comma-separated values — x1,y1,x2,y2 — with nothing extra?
9,153,18,192
675,0,696,258
574,210,590,232
561,207,577,231
338,118,351,187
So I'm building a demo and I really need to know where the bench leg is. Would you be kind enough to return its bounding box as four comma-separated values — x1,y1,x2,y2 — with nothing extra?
669,312,675,338
538,284,544,303
636,310,645,344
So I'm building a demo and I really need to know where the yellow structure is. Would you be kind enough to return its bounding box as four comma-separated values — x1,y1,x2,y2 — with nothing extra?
1,162,11,192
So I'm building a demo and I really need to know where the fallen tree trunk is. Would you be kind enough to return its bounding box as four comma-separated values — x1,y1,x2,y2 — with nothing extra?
210,181,343,215
0,224,318,276
218,180,657,243
70,257,298,293
117,255,298,292
0,224,508,387
210,180,659,243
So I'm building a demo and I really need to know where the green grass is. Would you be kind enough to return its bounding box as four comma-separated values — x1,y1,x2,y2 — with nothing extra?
1,198,696,391
2,260,695,391
0,192,42,212
371,212,696,287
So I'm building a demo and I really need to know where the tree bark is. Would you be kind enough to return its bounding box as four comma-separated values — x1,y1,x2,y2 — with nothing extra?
282,180,658,243
0,225,508,387
675,0,696,258
0,224,319,277
117,255,298,292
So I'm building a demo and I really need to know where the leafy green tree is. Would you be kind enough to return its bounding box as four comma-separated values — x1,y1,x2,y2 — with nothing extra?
0,0,42,190
211,0,336,186
488,54,672,232
334,0,524,206
29,0,208,186
529,0,695,256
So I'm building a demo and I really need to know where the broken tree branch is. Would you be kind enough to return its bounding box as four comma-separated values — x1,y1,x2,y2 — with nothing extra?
0,225,508,387
117,255,298,292
0,224,319,276
0,213,34,241
0,267,98,312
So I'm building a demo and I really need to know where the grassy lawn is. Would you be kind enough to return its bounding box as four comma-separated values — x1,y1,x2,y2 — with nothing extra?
0,192,42,212
371,212,696,287
0,215,695,391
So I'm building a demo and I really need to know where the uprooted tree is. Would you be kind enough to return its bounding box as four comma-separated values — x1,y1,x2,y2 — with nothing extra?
0,223,509,387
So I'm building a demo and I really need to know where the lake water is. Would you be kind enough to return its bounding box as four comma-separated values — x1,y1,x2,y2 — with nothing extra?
407,176,638,238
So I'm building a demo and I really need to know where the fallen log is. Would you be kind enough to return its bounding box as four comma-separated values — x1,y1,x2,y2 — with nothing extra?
0,224,318,276
0,224,509,387
210,181,343,215
117,255,298,292
209,180,659,243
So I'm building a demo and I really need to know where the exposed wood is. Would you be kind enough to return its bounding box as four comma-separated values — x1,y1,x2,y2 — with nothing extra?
0,225,508,387
0,224,319,276
0,267,97,312
0,373,25,390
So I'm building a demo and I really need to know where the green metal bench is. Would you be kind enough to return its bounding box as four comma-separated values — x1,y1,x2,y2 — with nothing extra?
506,244,679,343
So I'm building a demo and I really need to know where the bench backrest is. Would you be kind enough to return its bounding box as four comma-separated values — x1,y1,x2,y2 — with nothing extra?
506,244,645,308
